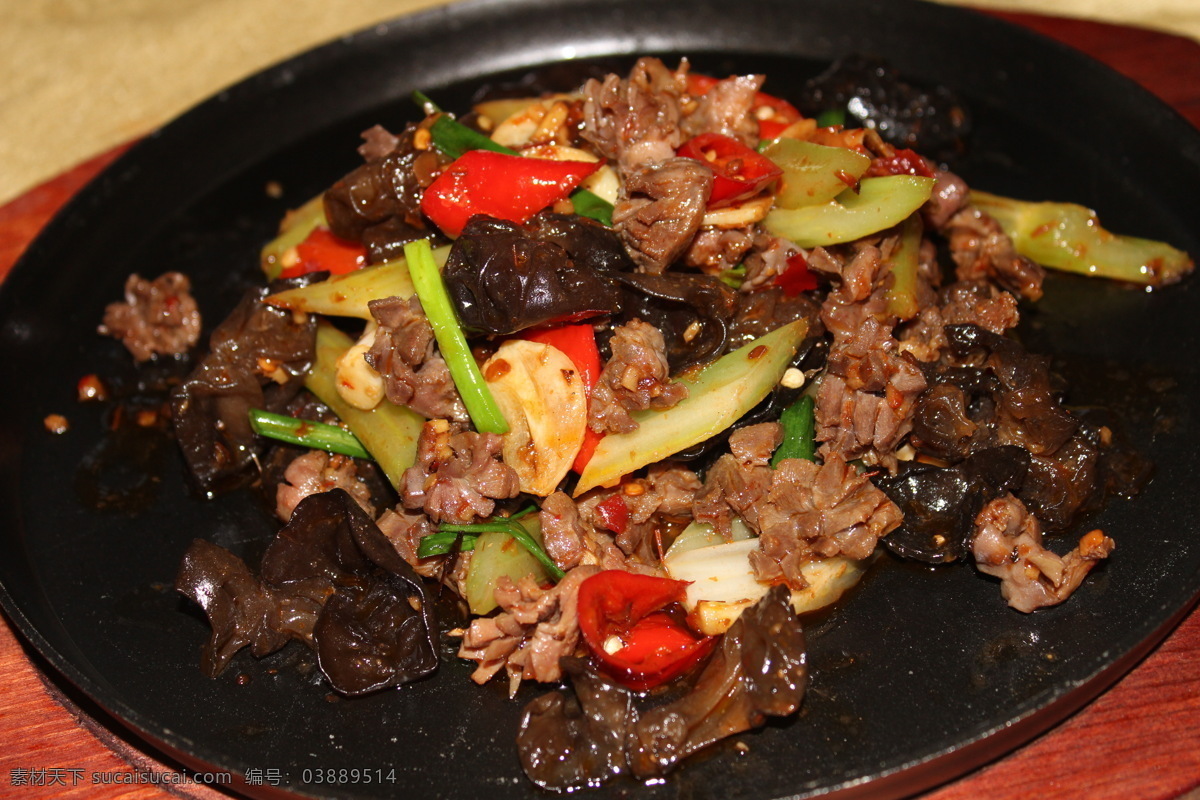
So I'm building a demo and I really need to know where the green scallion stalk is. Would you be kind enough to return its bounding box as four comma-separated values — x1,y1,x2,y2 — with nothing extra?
404,239,509,434
815,108,847,128
428,114,613,226
771,394,817,466
417,507,564,581
248,408,372,460
416,529,478,558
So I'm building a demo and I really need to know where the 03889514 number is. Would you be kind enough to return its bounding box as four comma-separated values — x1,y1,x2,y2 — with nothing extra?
301,768,396,785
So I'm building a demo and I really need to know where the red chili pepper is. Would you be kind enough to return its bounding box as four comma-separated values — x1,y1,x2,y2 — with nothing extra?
592,494,630,535
776,251,819,295
519,323,605,473
420,150,600,238
677,133,783,209
278,227,367,278
685,74,802,141
577,570,714,691
865,148,935,178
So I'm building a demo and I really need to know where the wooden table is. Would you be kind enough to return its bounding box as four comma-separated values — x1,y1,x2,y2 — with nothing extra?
1,9,1198,799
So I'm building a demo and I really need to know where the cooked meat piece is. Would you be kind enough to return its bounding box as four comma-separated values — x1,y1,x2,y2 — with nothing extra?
580,57,686,170
898,279,1020,362
275,450,376,522
681,73,764,145
540,491,592,572
375,506,439,577
588,320,688,435
923,168,972,230
683,226,756,273
458,565,600,695
812,243,927,468
356,123,401,162
691,425,779,537
971,493,1115,612
99,272,201,362
366,295,468,422
401,419,520,524
752,454,902,587
739,233,803,292
323,121,443,263
946,204,1045,301
577,462,702,564
613,157,713,273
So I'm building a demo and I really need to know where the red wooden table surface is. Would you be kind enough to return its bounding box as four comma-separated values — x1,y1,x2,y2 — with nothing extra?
1,9,1199,800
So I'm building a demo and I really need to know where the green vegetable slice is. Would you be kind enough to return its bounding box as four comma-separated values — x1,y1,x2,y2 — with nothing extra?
305,322,424,489
763,138,871,209
770,394,816,466
884,213,924,320
970,190,1194,286
764,175,935,248
575,319,808,495
248,409,371,460
419,508,564,583
264,247,448,320
404,239,509,434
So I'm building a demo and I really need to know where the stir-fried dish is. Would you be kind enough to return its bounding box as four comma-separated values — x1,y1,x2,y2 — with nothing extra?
96,55,1192,791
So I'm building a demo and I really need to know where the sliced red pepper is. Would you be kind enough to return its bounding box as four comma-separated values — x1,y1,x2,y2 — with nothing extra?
278,227,367,278
777,251,819,295
420,150,600,238
685,73,803,141
677,133,783,209
865,148,935,178
577,570,714,691
519,323,605,473
592,494,630,535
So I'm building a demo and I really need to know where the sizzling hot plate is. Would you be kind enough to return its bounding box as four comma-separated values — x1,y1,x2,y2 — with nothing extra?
1,0,1198,798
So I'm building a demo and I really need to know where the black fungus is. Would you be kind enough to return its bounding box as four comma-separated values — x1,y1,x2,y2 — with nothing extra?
799,54,972,163
442,214,626,335
323,122,444,263
175,489,438,696
875,445,1030,563
170,280,317,496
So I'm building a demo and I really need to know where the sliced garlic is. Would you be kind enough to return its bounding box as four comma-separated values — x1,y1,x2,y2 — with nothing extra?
334,322,384,411
664,530,869,635
482,339,587,496
700,194,775,229
488,96,575,149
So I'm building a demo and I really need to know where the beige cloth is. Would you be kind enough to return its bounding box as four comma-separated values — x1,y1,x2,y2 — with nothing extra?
1,0,1197,205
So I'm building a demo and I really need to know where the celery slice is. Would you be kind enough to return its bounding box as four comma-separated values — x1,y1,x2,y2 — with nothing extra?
763,138,871,209
884,213,924,320
764,175,935,248
306,322,424,490
265,246,449,320
970,190,1194,286
574,320,807,495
